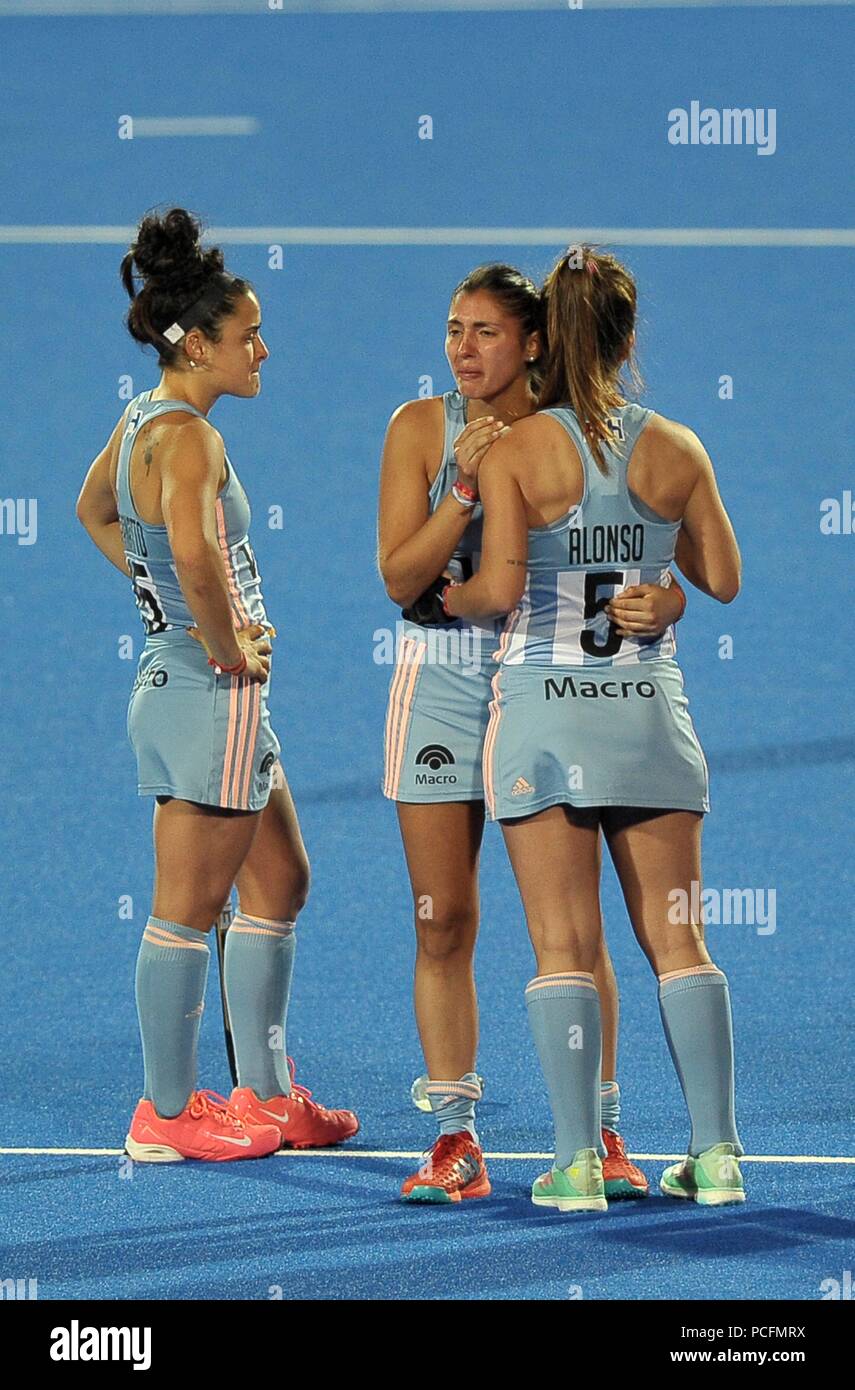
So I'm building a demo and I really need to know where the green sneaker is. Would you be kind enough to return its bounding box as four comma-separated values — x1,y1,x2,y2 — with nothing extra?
661,1143,746,1206
532,1148,608,1213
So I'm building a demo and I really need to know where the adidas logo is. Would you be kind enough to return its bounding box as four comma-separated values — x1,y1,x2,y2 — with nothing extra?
511,777,535,796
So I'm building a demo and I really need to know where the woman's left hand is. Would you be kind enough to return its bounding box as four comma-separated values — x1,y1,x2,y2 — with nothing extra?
606,580,685,638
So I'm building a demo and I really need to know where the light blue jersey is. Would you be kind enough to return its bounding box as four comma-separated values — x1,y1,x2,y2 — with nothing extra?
402,390,501,661
485,403,709,820
384,390,499,803
116,391,269,634
499,403,679,668
119,392,281,811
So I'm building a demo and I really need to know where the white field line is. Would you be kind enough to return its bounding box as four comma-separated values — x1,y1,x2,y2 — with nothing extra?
0,226,854,247
2,0,854,16
129,116,259,136
1,1146,853,1162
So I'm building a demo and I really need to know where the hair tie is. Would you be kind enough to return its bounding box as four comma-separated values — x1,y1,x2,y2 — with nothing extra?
586,259,598,275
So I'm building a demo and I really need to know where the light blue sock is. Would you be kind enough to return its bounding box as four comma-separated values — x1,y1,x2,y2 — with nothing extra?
135,916,211,1118
224,911,296,1099
426,1075,482,1143
658,966,742,1157
601,1080,621,1135
525,973,605,1167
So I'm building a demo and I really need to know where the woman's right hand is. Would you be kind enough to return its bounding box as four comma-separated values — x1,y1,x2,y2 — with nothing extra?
189,622,273,683
237,624,273,683
453,417,509,493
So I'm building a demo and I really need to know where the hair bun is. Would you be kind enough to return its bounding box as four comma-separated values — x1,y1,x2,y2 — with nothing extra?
130,207,223,290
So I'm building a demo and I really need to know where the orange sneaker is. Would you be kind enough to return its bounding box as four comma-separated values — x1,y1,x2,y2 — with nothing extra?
400,1131,491,1204
602,1128,648,1198
125,1090,281,1163
230,1061,358,1149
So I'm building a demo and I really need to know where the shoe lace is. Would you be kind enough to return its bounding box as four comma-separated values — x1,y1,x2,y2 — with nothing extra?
286,1056,313,1103
422,1133,476,1182
190,1090,245,1130
604,1128,627,1159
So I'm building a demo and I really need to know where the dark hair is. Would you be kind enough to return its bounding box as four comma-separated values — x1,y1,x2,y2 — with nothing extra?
538,245,642,472
449,263,546,392
120,207,253,368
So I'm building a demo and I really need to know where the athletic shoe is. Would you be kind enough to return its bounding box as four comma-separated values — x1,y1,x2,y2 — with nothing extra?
229,1062,359,1150
602,1128,649,1198
532,1148,608,1212
125,1090,280,1163
660,1142,746,1206
400,1131,491,1203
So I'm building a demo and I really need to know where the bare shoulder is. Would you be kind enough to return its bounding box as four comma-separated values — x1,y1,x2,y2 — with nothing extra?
643,413,712,477
159,414,224,482
480,411,572,477
385,395,444,439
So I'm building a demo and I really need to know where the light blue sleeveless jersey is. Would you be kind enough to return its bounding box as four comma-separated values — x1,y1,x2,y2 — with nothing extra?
413,390,501,658
116,391,269,635
500,403,679,668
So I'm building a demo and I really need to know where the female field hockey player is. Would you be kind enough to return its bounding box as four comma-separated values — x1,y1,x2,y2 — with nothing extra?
438,246,744,1212
378,263,685,1202
76,208,358,1162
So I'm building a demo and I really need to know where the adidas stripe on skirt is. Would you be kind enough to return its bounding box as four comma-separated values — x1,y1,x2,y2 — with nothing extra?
127,631,282,811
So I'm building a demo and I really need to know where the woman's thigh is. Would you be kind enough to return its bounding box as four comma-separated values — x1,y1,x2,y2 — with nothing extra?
501,805,603,973
604,809,709,974
152,797,261,932
235,767,311,921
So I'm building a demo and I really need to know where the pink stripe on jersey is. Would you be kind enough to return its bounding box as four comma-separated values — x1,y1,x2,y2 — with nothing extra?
235,680,261,808
384,637,425,798
220,678,241,806
215,497,250,627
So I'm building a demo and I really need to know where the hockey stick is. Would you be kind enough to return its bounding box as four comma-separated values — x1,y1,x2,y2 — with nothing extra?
215,896,238,1088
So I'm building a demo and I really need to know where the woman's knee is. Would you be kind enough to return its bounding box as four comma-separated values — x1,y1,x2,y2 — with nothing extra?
414,900,478,962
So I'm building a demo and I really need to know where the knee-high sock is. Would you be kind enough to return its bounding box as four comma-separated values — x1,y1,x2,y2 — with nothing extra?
525,973,604,1168
658,965,742,1157
601,1080,621,1135
426,1075,482,1143
135,916,210,1119
224,912,296,1099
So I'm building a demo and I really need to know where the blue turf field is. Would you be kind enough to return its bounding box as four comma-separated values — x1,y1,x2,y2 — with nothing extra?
0,3,853,1301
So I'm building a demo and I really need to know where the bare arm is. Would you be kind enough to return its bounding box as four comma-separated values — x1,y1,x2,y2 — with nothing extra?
675,435,741,602
378,401,504,608
444,439,528,620
159,419,243,669
76,416,132,577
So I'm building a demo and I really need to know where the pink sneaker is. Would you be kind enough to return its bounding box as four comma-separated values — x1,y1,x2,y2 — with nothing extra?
126,1090,281,1162
230,1059,359,1149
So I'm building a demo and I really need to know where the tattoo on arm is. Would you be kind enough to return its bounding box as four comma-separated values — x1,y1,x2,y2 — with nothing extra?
505,558,527,567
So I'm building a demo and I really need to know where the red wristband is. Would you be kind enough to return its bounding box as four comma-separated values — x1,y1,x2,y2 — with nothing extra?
453,480,478,503
441,582,458,618
672,582,687,621
209,652,248,675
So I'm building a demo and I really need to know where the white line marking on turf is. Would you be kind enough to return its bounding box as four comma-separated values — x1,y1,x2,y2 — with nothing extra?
2,0,853,16
128,116,259,137
0,227,853,248
1,1146,853,1163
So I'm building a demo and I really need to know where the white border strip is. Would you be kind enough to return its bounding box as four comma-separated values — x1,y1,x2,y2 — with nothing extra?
1,0,853,14
129,116,259,136
0,225,853,247
1,1146,853,1162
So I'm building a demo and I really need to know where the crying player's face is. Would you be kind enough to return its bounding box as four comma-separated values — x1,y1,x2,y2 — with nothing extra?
218,292,269,397
446,289,539,402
